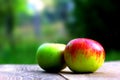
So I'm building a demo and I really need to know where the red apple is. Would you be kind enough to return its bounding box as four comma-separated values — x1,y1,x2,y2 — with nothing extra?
64,38,105,73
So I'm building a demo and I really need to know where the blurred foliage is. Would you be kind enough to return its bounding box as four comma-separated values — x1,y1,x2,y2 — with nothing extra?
0,0,27,23
0,0,27,13
66,0,120,52
0,0,27,45
0,0,120,64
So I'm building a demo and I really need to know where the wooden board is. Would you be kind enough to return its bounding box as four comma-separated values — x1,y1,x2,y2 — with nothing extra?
0,61,120,80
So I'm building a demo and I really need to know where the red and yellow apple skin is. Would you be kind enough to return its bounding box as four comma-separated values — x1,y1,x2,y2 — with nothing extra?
36,43,66,72
64,38,105,73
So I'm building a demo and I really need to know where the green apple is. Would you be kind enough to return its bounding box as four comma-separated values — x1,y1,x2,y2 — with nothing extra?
36,43,66,72
64,38,105,73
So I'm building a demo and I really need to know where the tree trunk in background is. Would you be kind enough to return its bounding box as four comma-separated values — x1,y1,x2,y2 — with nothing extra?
5,0,15,49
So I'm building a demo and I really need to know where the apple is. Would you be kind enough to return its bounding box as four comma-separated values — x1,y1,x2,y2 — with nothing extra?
36,43,66,72
64,38,105,73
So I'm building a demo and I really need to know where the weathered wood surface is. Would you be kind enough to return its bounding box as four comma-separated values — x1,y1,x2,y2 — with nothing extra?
0,61,120,80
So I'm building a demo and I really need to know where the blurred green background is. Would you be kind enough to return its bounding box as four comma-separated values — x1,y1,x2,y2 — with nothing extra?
0,0,120,64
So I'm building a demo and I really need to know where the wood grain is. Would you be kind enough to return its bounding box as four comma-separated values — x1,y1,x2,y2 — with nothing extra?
61,61,120,80
0,65,65,80
0,61,120,80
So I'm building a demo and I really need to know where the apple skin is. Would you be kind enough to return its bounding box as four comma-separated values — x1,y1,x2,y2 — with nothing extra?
36,43,66,72
64,38,105,73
